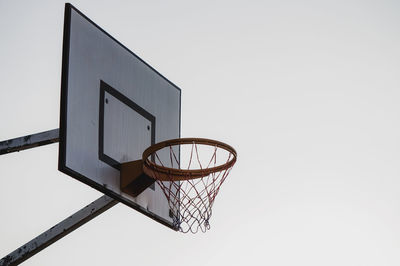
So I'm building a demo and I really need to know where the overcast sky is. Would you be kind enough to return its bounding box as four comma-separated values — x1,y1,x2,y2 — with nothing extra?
1,0,400,265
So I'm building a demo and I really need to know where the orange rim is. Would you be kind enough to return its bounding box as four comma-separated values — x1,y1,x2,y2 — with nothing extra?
142,138,237,181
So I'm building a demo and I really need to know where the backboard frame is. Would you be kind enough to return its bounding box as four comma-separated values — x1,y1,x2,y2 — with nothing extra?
58,3,181,230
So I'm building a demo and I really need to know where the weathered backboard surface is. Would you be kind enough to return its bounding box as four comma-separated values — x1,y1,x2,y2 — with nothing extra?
59,4,181,229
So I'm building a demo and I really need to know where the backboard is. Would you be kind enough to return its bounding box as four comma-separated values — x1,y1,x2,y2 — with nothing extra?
59,4,181,229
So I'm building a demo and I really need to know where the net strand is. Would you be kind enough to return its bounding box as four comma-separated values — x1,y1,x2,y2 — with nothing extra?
145,141,235,233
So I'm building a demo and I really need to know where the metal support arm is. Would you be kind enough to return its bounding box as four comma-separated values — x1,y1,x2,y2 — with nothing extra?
0,195,117,266
0,129,118,266
0,129,59,155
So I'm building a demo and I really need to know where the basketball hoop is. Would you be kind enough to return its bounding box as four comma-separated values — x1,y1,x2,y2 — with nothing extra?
142,138,237,233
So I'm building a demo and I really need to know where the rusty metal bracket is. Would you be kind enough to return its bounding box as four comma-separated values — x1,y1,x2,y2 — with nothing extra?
120,160,155,197
0,129,118,266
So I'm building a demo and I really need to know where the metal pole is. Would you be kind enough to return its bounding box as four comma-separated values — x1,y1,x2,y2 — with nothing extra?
0,195,118,266
0,129,119,265
0,129,59,155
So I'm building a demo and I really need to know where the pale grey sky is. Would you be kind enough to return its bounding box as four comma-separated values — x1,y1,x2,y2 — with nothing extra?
1,0,400,265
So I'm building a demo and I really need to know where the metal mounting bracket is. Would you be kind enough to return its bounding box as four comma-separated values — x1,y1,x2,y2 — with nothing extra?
120,160,155,197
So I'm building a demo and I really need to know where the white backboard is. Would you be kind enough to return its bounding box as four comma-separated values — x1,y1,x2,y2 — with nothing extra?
59,4,181,229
